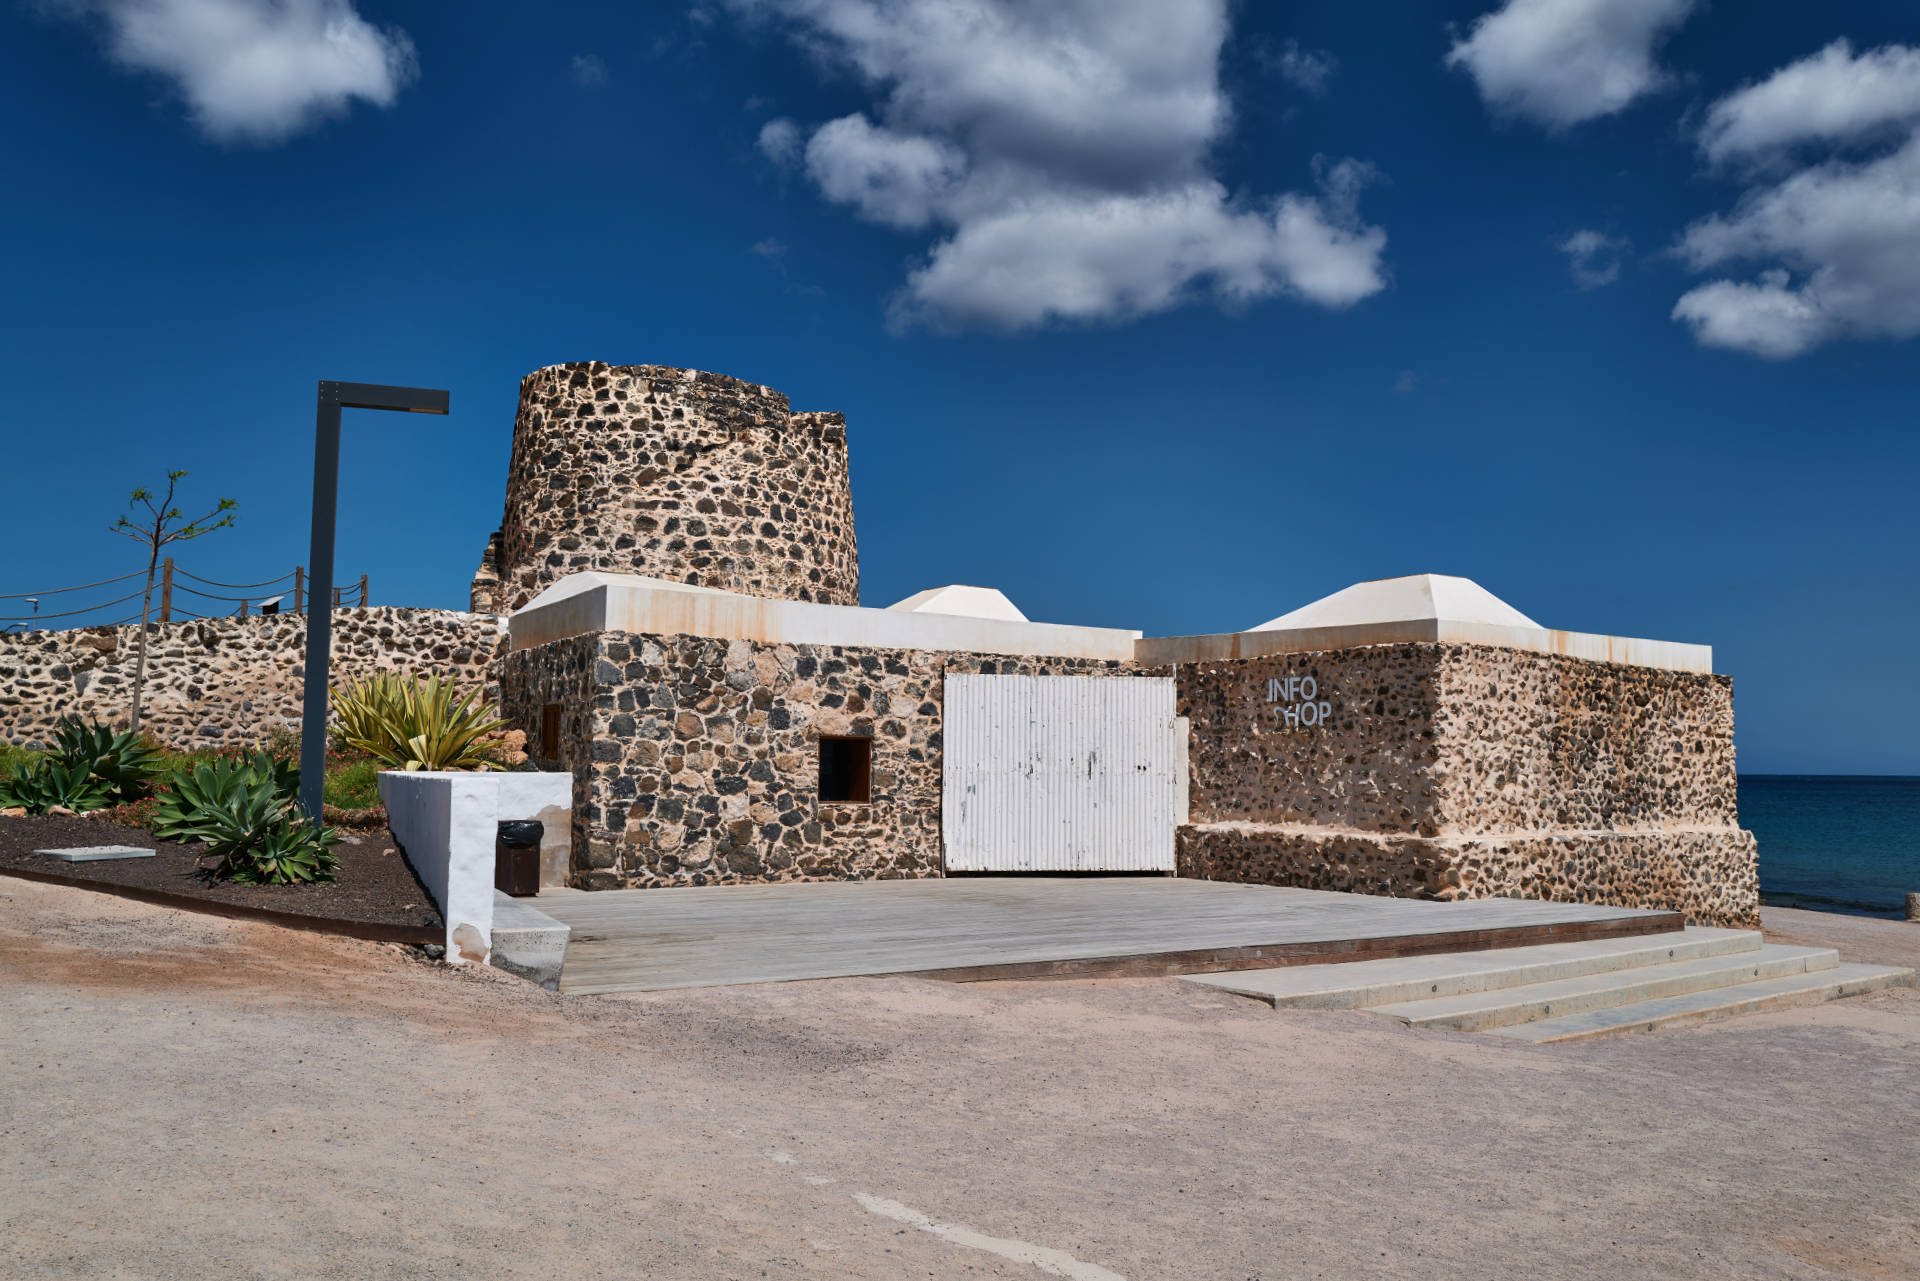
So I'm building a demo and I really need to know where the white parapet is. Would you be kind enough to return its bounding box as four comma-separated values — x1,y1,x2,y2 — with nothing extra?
508,571,1140,661
378,770,573,963
1135,618,1713,674
1141,573,1713,674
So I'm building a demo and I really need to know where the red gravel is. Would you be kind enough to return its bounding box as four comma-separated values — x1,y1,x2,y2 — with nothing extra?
0,814,438,939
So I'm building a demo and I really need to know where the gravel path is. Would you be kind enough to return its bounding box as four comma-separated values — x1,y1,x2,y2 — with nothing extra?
2,878,1916,1280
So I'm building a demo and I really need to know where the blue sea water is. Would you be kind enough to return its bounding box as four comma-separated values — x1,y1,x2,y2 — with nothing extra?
1740,776,1920,918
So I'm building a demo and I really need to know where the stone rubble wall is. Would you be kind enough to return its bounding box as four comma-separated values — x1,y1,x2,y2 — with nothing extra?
0,609,506,750
1176,825,1759,927
501,631,1149,889
1179,644,1445,834
473,363,859,613
1173,642,1758,926
1431,645,1741,833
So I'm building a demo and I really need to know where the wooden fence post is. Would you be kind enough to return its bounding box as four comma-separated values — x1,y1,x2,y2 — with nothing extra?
359,573,369,607
293,566,303,615
160,558,173,623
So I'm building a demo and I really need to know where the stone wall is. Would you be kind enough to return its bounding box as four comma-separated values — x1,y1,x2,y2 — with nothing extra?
0,609,506,750
1174,643,1758,926
501,631,1146,889
472,363,859,613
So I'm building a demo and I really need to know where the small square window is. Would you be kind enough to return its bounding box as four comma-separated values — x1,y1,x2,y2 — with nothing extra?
540,704,561,759
818,735,872,804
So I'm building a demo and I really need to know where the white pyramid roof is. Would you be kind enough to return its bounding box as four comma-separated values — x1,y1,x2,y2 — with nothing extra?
1249,574,1538,633
887,584,1028,623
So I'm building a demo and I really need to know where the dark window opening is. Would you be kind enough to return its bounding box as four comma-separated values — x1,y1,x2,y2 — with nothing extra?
540,704,561,759
818,735,872,804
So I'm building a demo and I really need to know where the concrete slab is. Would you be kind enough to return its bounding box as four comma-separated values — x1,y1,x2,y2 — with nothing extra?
489,891,571,991
1181,927,1761,1009
1485,963,1918,1043
35,846,155,863
532,877,1680,995
1371,945,1839,1032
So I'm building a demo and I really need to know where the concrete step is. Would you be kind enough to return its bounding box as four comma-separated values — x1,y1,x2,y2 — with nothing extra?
1485,964,1917,1044
490,891,571,991
1371,944,1838,1032
1181,927,1761,1010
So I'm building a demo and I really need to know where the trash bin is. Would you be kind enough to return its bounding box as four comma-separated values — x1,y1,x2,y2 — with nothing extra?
495,820,543,897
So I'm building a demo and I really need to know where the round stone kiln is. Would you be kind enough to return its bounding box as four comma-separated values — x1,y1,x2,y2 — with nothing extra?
472,362,859,613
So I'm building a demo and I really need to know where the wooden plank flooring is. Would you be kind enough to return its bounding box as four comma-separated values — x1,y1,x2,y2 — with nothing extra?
533,877,1682,995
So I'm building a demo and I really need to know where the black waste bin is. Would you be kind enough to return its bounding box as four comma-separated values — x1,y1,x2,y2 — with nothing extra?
495,820,543,897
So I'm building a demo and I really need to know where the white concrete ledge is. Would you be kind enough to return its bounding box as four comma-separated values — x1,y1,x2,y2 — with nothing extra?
378,770,573,963
490,891,571,990
1135,619,1713,674
508,572,1140,661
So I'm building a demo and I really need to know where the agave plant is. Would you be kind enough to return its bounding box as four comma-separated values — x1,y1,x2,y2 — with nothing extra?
49,716,166,803
0,756,111,814
332,673,508,771
155,756,339,883
244,749,300,802
154,757,274,843
220,819,342,884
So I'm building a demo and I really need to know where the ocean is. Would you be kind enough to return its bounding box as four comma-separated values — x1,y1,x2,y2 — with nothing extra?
1741,775,1920,918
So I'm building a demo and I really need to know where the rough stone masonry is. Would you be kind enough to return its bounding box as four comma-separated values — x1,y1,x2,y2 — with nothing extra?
0,609,504,750
501,630,1145,889
1174,642,1759,926
471,362,859,613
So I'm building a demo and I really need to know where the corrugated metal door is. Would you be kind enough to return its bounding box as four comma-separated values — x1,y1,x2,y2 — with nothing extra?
942,674,1182,872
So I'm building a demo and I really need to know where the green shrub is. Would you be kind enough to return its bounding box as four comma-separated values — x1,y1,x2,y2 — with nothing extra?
156,756,339,884
332,673,507,772
261,724,302,761
0,743,42,779
0,756,112,814
323,756,382,811
50,716,167,803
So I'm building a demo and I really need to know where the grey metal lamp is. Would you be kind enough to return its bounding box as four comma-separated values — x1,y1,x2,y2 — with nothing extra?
300,381,450,822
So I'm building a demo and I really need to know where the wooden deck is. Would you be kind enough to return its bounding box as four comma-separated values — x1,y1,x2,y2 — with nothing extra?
532,877,1684,996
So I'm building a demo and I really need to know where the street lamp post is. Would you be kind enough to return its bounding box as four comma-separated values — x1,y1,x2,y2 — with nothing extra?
300,381,450,823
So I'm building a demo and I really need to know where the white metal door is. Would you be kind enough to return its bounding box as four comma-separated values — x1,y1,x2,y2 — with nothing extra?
942,674,1182,872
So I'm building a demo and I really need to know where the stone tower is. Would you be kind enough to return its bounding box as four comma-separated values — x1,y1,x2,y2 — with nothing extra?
472,363,859,613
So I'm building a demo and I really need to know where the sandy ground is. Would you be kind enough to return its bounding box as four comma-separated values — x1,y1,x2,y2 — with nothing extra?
2,881,1916,1281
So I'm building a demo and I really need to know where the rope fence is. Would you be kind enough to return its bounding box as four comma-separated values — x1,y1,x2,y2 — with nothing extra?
0,562,369,629
0,569,146,600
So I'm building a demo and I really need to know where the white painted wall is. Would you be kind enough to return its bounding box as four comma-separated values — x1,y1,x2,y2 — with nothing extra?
378,770,572,963
942,675,1180,873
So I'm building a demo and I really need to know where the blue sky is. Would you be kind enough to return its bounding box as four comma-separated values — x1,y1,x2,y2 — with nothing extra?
2,0,1916,774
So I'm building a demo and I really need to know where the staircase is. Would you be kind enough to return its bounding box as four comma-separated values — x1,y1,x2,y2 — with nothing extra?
1182,927,1915,1043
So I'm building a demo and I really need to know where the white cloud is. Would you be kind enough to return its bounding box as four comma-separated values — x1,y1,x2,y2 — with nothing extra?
1697,40,1920,166
1445,0,1698,130
570,53,608,87
1272,40,1337,97
757,116,802,165
1673,134,1920,358
804,114,966,229
53,0,417,144
1673,43,1920,359
1670,274,1826,359
729,0,1387,331
896,165,1387,331
1559,228,1626,288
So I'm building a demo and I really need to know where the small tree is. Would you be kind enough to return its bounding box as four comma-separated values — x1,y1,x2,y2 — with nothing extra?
111,471,237,733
